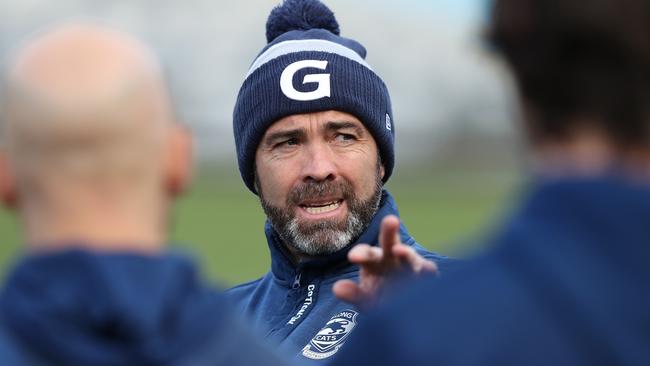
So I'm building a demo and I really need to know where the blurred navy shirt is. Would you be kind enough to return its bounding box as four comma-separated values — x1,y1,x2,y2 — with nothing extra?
0,249,287,366
333,176,650,366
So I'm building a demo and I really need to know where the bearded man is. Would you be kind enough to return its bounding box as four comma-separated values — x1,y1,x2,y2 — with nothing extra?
226,0,453,362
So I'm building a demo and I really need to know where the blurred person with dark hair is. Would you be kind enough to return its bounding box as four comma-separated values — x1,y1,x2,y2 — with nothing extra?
227,0,455,362
332,0,650,365
0,24,285,365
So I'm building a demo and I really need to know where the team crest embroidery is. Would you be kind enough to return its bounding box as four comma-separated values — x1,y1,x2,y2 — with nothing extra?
302,310,358,360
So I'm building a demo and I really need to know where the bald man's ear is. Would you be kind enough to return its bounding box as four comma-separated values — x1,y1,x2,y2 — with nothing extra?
164,125,193,197
0,151,18,209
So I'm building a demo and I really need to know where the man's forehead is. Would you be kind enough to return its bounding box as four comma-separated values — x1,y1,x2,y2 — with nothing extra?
264,110,368,134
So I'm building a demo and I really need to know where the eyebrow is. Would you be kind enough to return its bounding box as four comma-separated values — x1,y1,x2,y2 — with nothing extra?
262,121,365,146
325,121,365,136
262,128,305,146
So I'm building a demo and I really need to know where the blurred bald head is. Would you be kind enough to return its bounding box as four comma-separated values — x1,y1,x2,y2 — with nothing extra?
0,23,190,247
3,24,174,181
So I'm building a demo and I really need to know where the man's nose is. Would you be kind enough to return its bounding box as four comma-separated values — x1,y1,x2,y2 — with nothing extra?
301,141,337,183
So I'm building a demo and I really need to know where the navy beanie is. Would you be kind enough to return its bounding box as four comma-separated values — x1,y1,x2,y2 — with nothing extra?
233,0,396,194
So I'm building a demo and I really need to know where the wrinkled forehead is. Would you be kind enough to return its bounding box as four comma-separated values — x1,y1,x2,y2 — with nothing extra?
264,110,372,137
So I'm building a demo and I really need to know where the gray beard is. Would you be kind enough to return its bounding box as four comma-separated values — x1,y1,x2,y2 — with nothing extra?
258,170,383,257
284,206,364,256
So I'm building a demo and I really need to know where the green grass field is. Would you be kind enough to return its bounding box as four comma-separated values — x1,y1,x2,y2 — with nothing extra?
0,166,520,286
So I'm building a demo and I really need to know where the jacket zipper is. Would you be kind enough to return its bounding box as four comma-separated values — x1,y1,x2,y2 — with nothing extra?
292,271,302,289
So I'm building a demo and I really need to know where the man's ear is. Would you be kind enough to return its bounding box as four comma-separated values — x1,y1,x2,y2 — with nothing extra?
164,124,193,197
0,151,18,209
379,163,385,180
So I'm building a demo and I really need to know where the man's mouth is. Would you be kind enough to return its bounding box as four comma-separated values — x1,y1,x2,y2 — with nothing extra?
299,199,344,215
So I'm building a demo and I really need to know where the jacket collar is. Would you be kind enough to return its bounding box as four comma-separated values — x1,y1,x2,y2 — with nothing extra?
265,190,416,284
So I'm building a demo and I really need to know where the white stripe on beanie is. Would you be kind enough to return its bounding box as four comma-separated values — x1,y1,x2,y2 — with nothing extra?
245,39,373,79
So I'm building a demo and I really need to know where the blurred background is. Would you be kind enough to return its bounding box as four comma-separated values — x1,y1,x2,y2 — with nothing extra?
0,0,524,286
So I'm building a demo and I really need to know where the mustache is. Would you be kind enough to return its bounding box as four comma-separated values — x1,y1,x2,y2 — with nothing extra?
287,180,354,206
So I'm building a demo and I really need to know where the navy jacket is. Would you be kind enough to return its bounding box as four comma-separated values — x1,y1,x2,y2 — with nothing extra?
0,249,286,366
333,176,650,366
227,191,452,363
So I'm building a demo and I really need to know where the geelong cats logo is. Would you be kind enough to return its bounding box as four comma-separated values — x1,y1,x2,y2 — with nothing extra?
302,310,358,360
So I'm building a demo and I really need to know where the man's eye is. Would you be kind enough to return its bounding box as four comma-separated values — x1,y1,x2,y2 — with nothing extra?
276,138,299,148
335,133,356,142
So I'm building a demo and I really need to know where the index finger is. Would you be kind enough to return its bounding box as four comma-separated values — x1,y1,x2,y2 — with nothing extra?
378,215,401,264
